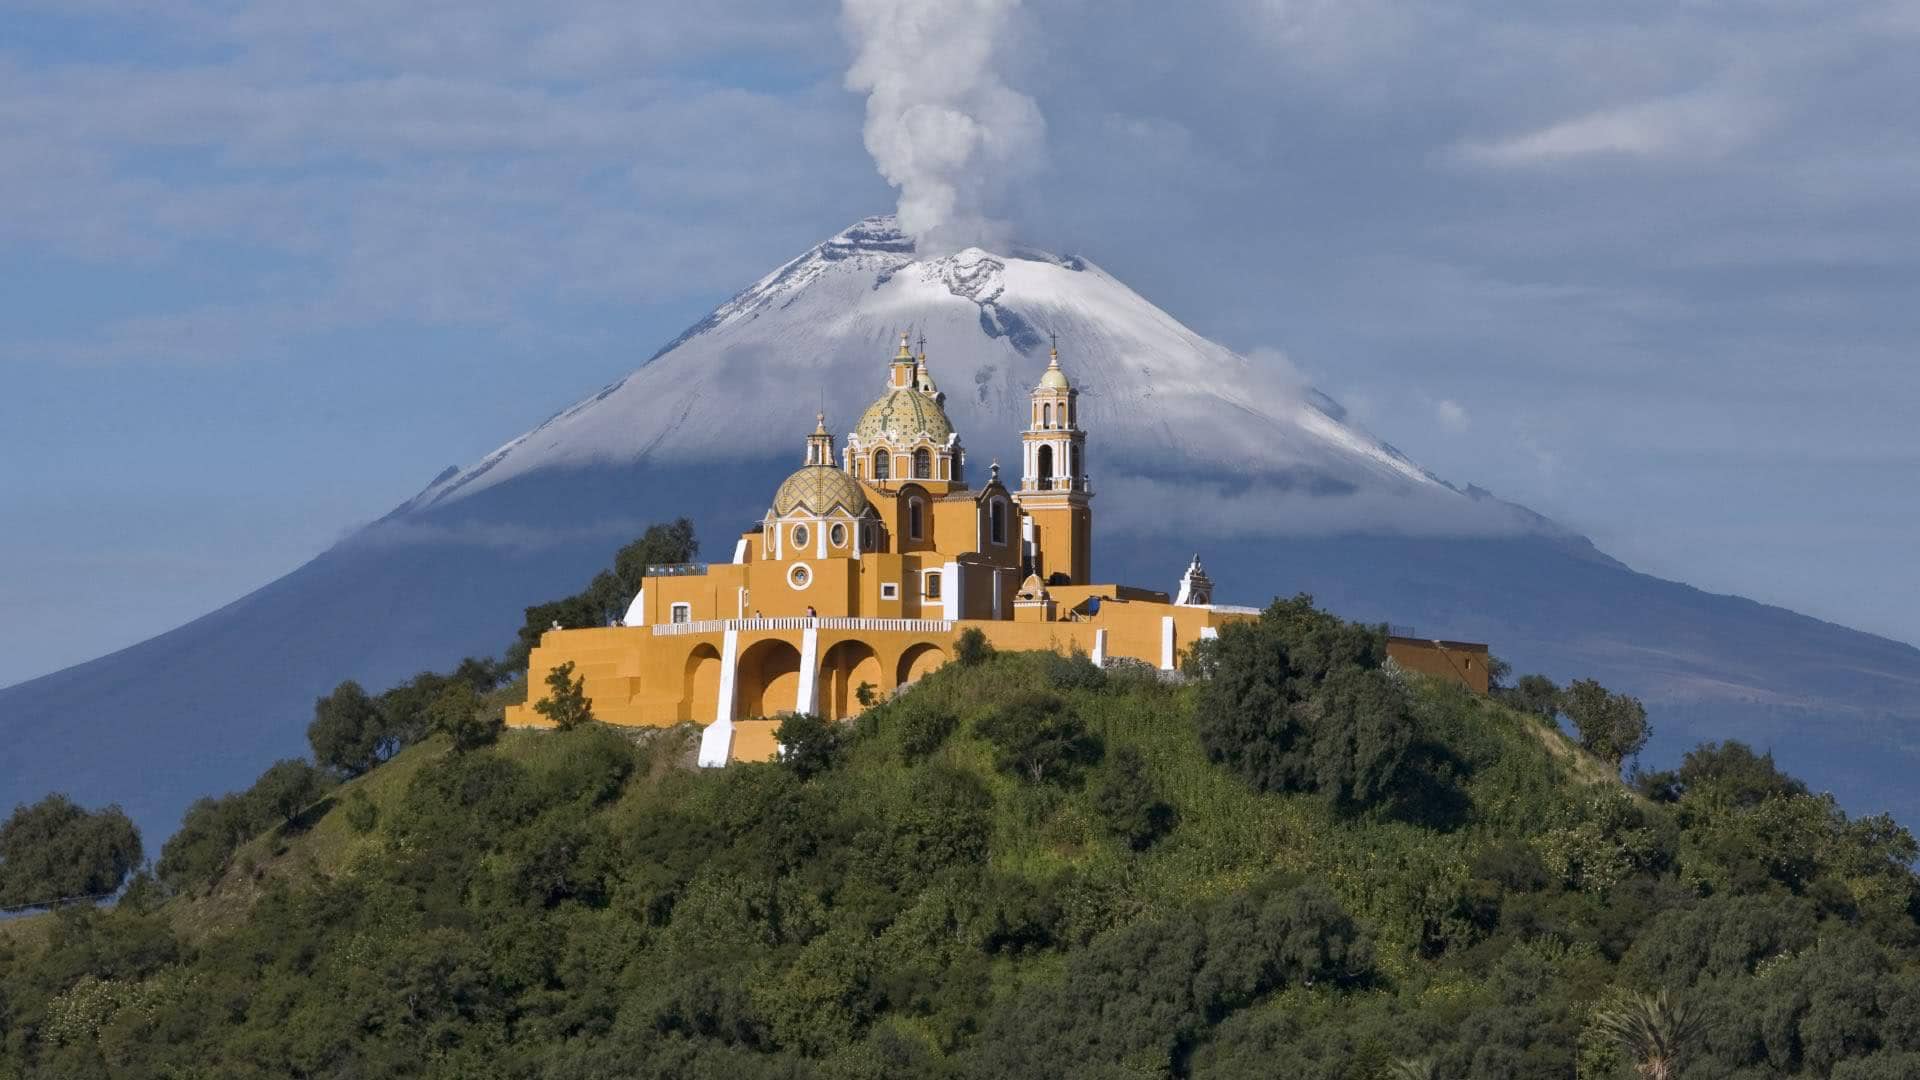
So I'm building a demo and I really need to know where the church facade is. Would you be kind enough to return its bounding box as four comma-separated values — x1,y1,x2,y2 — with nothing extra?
505,334,1486,764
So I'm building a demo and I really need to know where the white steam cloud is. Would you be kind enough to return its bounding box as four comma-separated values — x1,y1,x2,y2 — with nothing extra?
841,0,1045,249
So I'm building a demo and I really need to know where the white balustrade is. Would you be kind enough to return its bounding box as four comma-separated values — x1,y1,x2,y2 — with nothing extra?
651,617,955,637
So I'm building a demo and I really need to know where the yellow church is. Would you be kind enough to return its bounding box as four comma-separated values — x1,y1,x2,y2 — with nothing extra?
505,334,1488,764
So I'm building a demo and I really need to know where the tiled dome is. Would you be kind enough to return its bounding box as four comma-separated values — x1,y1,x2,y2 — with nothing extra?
854,388,955,446
773,465,872,516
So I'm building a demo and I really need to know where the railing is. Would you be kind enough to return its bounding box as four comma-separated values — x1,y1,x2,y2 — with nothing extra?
646,563,710,577
651,617,956,637
1388,624,1418,638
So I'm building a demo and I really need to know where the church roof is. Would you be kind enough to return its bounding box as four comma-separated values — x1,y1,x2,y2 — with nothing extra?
772,465,872,517
853,387,955,446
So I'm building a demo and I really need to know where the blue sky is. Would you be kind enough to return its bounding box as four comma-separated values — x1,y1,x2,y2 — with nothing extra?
3,0,1918,687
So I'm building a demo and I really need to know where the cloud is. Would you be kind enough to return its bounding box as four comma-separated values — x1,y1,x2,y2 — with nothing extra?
1452,92,1773,167
1434,398,1469,432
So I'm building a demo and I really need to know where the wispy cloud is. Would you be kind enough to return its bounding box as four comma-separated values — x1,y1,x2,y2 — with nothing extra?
1451,92,1773,167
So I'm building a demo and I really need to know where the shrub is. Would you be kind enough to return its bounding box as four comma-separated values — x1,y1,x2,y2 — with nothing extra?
431,682,501,752
307,680,388,777
895,698,959,763
776,713,844,781
974,692,1102,786
1045,648,1108,692
1095,747,1175,850
1562,679,1650,768
955,627,995,668
343,789,380,834
1192,597,1411,809
535,661,595,731
0,795,143,906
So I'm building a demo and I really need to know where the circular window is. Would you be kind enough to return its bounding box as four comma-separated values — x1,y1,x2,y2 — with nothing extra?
788,564,811,590
830,522,848,547
792,523,810,548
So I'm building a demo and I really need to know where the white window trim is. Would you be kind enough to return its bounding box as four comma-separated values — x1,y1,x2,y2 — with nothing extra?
792,523,810,549
670,602,692,624
922,569,943,600
830,522,847,548
880,582,899,600
788,563,813,591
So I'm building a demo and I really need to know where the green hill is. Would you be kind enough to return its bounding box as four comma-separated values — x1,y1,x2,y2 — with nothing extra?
3,603,1917,1080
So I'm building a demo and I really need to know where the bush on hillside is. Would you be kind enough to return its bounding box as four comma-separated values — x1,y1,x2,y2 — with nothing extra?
974,691,1102,786
1190,594,1413,810
0,794,143,906
534,661,595,731
1563,678,1651,768
954,626,995,667
1095,746,1175,850
775,713,843,781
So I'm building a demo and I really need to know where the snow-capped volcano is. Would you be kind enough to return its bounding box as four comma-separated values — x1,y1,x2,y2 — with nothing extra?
409,216,1487,537
8,215,1920,848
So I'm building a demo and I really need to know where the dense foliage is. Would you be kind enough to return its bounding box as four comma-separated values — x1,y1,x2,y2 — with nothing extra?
3,598,1918,1080
0,796,141,908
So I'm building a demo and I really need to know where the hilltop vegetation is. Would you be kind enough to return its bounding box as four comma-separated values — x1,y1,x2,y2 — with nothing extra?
3,597,1919,1079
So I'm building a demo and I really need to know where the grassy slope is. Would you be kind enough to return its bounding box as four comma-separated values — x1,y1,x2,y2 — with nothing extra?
160,653,1615,959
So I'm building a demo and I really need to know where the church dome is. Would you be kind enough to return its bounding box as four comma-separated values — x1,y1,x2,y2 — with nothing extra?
773,465,872,516
854,388,955,446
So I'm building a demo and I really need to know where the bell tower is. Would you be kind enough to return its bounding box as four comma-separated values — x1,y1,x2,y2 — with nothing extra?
1015,339,1093,585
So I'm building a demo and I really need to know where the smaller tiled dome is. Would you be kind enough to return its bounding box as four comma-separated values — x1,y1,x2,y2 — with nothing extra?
773,466,871,517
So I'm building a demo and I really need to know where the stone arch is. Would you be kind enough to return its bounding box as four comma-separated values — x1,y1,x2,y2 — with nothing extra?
737,638,803,720
681,642,723,722
896,641,947,687
1036,444,1055,490
819,639,884,720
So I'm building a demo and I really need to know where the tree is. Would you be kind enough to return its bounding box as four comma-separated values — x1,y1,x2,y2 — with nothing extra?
776,713,844,781
1563,678,1651,768
1590,990,1706,1080
534,661,595,731
1096,747,1175,850
507,519,699,666
1504,673,1562,721
249,759,328,826
974,692,1102,785
1191,596,1411,809
955,626,995,667
307,680,387,777
0,794,143,907
430,681,500,751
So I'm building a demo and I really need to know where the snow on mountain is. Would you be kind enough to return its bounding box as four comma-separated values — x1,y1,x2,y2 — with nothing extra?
407,216,1469,534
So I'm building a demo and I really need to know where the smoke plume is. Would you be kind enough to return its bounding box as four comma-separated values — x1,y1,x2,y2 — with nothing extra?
841,0,1045,250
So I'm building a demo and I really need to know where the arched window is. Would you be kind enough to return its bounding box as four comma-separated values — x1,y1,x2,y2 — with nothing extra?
1042,402,1052,429
908,498,924,540
990,498,1007,545
913,447,931,479
1068,446,1079,489
1036,444,1054,491
873,448,890,480
829,522,847,547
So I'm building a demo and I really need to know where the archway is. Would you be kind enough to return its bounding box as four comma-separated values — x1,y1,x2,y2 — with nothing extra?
896,642,948,688
681,643,722,721
819,640,884,719
737,638,803,720
1036,444,1054,490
